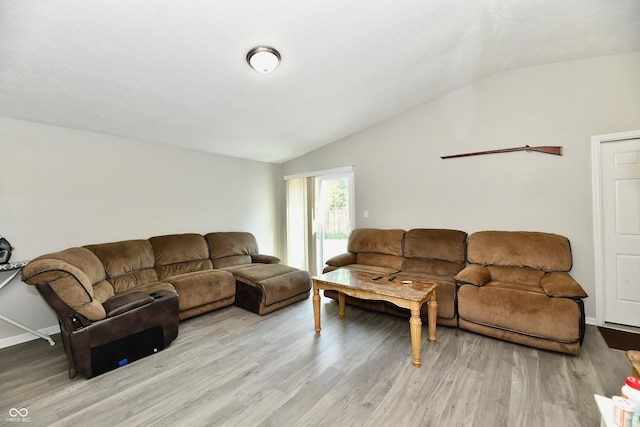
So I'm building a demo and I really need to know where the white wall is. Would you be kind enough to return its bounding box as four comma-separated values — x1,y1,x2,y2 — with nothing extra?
282,52,640,321
0,118,281,346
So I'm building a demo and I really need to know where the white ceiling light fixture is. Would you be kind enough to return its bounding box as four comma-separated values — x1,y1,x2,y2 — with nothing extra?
246,46,281,74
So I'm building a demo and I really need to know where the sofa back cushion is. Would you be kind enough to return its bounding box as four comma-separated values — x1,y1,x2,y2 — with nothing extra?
401,228,467,275
348,228,405,270
22,247,114,320
150,234,213,279
205,232,258,268
85,240,158,294
403,228,467,262
467,231,572,272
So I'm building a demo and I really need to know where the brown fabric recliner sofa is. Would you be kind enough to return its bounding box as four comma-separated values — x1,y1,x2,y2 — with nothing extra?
22,232,311,378
323,228,468,327
455,231,588,354
322,228,589,354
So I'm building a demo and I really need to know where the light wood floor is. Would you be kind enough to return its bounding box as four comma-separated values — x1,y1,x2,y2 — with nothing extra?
0,298,630,427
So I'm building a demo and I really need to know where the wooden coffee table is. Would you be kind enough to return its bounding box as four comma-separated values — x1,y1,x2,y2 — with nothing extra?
312,268,437,367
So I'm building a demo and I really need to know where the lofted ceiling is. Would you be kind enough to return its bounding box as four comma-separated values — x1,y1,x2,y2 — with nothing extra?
1,1,639,164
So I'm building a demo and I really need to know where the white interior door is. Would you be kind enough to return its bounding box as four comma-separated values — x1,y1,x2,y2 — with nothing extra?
601,137,640,327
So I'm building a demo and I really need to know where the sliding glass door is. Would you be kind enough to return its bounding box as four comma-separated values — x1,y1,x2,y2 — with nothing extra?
285,167,355,275
316,174,353,274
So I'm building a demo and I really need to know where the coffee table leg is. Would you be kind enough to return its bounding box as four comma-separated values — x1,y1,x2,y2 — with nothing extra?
338,292,346,318
427,293,437,342
313,284,321,334
409,303,422,368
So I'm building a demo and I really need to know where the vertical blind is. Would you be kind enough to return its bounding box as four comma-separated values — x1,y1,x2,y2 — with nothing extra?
285,177,309,272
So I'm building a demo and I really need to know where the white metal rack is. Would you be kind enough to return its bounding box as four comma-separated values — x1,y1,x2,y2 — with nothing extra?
0,261,55,346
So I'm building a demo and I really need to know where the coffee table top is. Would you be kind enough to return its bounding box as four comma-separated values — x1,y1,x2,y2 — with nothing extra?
313,268,436,302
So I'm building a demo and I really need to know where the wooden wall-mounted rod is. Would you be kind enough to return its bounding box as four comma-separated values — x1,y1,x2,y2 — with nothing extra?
441,145,563,159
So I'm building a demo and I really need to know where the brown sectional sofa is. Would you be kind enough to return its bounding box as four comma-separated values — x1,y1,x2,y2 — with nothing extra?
323,228,588,354
22,232,311,378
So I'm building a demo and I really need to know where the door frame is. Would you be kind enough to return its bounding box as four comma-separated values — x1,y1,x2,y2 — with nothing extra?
591,129,640,326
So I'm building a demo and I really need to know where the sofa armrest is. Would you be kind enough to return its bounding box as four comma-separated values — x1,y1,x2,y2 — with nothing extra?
325,252,357,267
251,254,281,264
455,264,491,287
539,272,588,298
103,292,154,317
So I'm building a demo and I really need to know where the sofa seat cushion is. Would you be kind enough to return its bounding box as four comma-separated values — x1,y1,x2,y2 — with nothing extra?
402,259,464,277
457,283,581,344
486,266,545,286
164,270,235,312
156,259,213,280
119,281,177,296
481,281,546,295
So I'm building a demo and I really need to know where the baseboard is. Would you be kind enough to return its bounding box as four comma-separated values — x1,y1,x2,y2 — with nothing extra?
0,317,601,349
602,322,640,334
0,325,60,349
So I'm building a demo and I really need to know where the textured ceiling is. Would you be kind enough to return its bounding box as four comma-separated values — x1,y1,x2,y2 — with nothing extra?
1,1,639,163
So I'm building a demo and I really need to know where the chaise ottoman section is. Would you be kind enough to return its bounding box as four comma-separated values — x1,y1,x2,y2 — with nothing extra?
231,264,311,315
164,270,236,320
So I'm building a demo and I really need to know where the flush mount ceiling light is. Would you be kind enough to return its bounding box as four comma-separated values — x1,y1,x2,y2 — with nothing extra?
246,46,281,74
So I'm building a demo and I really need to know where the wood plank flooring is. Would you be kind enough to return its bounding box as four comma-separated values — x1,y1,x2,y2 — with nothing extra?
0,298,630,426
